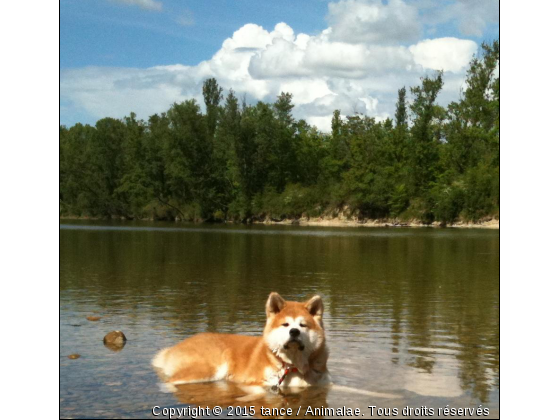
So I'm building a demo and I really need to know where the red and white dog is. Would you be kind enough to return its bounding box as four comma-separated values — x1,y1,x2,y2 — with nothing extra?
152,292,331,390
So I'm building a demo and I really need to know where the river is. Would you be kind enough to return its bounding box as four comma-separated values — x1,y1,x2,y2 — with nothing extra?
60,221,499,418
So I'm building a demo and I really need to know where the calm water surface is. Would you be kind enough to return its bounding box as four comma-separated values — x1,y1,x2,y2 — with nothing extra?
60,221,499,418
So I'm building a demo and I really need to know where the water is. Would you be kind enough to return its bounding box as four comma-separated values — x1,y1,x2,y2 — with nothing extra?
60,221,499,418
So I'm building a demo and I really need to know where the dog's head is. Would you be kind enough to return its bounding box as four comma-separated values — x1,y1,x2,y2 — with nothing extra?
263,292,326,372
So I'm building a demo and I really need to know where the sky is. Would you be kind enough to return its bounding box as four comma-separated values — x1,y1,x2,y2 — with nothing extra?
60,0,499,131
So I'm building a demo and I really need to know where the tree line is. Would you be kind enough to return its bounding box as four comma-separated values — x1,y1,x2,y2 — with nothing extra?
60,40,499,225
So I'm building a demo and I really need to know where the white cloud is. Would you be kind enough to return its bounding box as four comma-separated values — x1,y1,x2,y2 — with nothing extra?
306,116,334,133
222,23,275,50
111,0,162,11
61,67,194,121
328,0,422,44
278,79,333,105
454,0,499,37
419,0,499,37
62,1,493,132
409,38,477,73
248,37,310,79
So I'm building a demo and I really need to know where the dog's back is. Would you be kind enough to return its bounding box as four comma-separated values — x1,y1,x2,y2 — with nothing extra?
153,333,269,384
153,293,330,388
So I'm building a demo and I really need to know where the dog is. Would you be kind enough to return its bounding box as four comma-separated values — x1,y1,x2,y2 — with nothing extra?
152,292,331,391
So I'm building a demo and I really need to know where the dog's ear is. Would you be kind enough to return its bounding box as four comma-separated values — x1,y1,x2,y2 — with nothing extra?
266,292,286,317
305,295,324,320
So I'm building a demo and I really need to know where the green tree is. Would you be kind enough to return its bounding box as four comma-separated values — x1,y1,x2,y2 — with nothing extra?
60,39,499,225
202,78,223,140
408,71,444,196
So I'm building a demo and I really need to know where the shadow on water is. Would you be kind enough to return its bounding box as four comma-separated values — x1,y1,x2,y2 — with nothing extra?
60,221,499,418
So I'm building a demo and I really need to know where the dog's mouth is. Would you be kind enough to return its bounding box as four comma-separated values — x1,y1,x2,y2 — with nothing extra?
284,338,305,351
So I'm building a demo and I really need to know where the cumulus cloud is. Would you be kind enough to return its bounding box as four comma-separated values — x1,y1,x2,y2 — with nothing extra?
409,38,477,73
328,0,422,44
111,0,162,12
247,33,416,80
61,1,493,132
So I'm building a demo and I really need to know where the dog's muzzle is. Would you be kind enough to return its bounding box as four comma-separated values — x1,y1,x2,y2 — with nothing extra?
284,338,305,351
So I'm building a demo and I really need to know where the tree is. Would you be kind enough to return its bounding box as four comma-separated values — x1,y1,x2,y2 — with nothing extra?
444,41,500,174
395,87,408,127
202,78,223,140
60,39,499,224
408,71,444,196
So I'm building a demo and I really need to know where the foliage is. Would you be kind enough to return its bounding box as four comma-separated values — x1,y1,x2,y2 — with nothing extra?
60,42,499,224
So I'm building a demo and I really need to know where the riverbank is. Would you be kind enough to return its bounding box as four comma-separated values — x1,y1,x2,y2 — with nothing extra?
60,215,499,229
255,216,499,229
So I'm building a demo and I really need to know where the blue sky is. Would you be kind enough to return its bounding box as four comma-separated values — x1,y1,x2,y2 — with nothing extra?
60,0,499,130
61,0,331,68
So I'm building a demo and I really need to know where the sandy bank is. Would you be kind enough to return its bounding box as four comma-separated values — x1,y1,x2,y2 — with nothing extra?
254,217,499,229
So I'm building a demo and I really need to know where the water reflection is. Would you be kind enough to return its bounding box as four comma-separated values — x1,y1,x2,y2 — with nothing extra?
60,221,499,418
169,382,329,419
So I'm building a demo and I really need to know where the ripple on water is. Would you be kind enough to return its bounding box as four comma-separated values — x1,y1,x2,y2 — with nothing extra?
60,222,499,417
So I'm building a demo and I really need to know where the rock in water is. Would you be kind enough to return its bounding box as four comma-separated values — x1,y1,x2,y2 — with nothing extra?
86,316,101,321
67,354,81,359
103,331,127,351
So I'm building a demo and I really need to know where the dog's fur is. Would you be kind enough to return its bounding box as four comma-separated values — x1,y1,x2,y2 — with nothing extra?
152,292,331,389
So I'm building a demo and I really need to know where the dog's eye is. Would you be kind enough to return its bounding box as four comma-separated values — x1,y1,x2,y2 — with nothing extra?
282,323,289,327
300,323,307,328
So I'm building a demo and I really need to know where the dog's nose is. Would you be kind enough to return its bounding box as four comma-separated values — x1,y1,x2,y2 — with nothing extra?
289,328,300,337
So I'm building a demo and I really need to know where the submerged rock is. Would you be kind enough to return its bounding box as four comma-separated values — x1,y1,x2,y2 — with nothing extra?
86,316,101,321
103,331,127,352
67,354,81,359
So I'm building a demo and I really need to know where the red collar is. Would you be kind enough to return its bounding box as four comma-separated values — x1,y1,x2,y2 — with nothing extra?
271,354,299,389
277,362,299,386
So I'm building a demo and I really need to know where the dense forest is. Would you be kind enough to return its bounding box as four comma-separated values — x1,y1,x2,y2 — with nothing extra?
60,41,499,225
